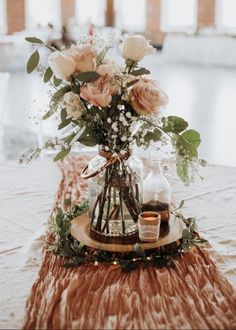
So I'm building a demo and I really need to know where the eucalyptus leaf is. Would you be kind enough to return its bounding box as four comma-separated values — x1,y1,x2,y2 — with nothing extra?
26,50,40,73
56,214,63,228
74,71,100,83
58,118,72,130
43,67,53,83
182,228,191,240
51,85,71,102
127,79,139,88
60,108,67,122
25,37,43,44
195,238,208,244
60,244,74,257
63,133,76,145
134,243,146,258
57,207,63,218
77,127,97,147
53,75,62,87
78,242,85,251
42,104,57,120
131,68,150,76
54,147,71,162
42,86,71,120
96,46,110,65
179,200,185,209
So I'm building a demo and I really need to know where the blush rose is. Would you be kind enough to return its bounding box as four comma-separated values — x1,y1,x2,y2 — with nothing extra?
69,44,97,73
80,77,112,108
129,78,169,115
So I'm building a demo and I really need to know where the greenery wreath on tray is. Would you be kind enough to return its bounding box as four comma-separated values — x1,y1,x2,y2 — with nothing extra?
48,200,207,272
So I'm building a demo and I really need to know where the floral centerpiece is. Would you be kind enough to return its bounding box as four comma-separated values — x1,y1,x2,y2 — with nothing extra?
23,34,204,243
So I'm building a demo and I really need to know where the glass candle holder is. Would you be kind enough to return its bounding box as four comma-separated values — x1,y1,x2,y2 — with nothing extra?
138,211,161,242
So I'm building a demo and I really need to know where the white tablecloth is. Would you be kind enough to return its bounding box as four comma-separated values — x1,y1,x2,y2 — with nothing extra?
162,34,236,67
0,160,236,328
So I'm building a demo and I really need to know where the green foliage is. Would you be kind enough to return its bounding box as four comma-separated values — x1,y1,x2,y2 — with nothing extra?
49,201,207,273
145,128,162,144
182,129,201,148
77,127,98,147
53,75,62,87
174,213,208,251
134,243,146,257
96,46,110,65
58,118,72,130
43,67,53,83
175,200,185,211
60,108,67,122
135,122,162,147
62,133,76,145
53,147,71,162
42,85,71,120
126,79,140,88
74,71,100,83
25,37,44,44
162,116,188,134
176,155,190,183
131,68,150,76
26,50,40,73
175,129,201,159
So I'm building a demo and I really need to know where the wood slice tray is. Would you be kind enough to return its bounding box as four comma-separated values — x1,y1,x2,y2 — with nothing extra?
70,213,186,252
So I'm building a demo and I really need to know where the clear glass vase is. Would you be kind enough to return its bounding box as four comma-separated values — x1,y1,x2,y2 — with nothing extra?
87,147,143,243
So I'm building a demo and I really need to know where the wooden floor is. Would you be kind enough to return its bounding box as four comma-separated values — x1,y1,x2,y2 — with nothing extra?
2,54,236,167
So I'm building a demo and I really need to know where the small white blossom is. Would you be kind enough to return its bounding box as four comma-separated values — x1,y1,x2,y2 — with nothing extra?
107,117,112,124
121,136,127,142
117,104,124,110
125,112,132,118
119,115,125,122
111,122,118,132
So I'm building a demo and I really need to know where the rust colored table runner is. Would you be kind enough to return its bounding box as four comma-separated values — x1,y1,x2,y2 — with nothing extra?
23,157,236,330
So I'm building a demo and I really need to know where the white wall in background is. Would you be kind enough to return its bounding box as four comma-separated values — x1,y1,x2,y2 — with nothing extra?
161,0,197,33
25,0,61,29
0,0,7,34
115,0,146,32
75,0,105,26
216,0,236,32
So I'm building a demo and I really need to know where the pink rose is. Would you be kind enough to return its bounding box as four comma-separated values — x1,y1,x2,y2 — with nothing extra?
80,77,112,108
69,44,97,73
129,78,169,115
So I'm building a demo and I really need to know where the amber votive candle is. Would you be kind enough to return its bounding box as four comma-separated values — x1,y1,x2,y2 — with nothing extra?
138,211,161,242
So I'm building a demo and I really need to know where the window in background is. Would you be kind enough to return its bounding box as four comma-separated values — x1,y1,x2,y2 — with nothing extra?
75,0,105,26
25,0,61,29
115,0,146,32
216,0,236,32
0,0,7,34
161,0,197,33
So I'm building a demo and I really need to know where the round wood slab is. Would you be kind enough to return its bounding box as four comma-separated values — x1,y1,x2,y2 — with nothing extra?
70,213,186,252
